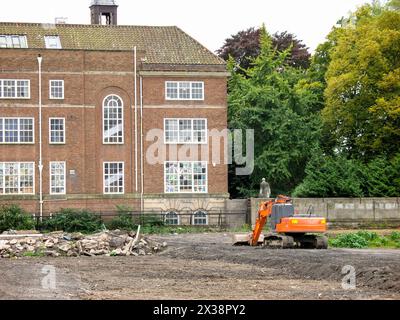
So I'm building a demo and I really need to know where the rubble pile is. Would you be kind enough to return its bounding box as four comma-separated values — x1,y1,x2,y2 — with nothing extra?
0,230,167,258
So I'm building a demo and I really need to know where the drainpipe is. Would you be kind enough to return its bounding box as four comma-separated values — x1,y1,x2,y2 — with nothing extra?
140,76,144,213
37,54,43,221
134,47,138,193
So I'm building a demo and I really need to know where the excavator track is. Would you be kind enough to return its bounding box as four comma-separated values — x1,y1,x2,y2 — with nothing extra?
263,234,295,249
296,234,328,249
263,233,328,249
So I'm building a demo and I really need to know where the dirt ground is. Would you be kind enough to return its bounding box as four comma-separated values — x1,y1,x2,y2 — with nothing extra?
0,233,399,300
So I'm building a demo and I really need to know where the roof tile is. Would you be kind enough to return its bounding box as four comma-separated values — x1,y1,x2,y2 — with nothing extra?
0,23,226,67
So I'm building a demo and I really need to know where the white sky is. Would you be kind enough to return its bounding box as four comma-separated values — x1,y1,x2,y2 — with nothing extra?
1,0,370,53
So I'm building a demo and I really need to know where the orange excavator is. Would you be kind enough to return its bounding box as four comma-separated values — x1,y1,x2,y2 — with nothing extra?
233,195,328,249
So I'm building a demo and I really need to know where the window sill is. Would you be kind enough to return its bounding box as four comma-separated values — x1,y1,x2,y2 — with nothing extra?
0,142,35,145
164,142,208,145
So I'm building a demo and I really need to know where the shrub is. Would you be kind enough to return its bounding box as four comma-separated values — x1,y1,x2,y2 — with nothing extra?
106,213,136,231
389,231,400,241
40,209,102,233
0,205,35,232
356,231,379,241
139,215,164,227
330,233,369,249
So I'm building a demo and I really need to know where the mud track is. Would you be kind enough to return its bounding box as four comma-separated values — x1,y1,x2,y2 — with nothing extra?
0,233,399,300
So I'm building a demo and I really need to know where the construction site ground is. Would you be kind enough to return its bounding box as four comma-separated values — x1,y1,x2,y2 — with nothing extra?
0,232,399,300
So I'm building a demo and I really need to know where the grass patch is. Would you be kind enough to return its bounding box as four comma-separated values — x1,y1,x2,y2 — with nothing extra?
329,230,400,249
22,251,45,257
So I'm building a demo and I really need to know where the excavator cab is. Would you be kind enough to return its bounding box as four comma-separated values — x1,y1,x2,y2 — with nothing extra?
233,196,328,249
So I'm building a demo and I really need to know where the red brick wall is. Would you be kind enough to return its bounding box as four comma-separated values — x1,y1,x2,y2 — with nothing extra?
0,48,228,214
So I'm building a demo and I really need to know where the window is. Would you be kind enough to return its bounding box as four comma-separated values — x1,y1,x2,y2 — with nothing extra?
49,118,65,144
164,119,207,144
103,95,124,144
193,210,208,226
44,36,62,49
165,81,204,100
0,118,34,144
164,211,180,226
50,162,66,195
0,80,30,99
49,80,64,99
0,162,34,195
103,162,124,194
0,35,28,48
165,161,207,194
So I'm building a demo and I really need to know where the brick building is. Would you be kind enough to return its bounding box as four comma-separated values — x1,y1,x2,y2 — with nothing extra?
0,0,229,224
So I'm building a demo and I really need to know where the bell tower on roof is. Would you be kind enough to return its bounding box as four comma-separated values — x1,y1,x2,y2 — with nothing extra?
90,0,118,26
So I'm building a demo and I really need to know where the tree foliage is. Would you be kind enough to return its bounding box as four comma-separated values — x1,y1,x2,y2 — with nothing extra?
228,26,321,197
294,151,400,198
225,3,400,198
322,4,400,159
217,27,311,71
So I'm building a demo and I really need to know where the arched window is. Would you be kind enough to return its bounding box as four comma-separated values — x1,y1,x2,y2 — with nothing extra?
103,95,123,144
164,211,180,226
193,210,208,226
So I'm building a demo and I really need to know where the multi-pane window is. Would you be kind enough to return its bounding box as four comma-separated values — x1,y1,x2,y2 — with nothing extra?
50,162,66,195
165,162,207,193
104,162,124,194
49,118,65,144
44,36,62,49
164,119,207,144
0,162,34,195
49,80,64,99
0,118,34,143
103,95,124,144
0,35,28,48
0,80,30,98
164,211,180,226
193,210,208,226
165,81,204,100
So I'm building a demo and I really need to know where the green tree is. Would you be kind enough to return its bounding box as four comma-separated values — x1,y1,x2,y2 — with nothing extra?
322,3,400,159
292,149,365,198
228,26,321,197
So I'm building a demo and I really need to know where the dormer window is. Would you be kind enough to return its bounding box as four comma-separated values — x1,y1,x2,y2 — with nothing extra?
44,36,62,49
0,35,28,48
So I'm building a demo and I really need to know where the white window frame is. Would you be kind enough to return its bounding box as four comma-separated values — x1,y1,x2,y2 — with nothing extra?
44,36,62,49
49,118,65,144
0,117,35,144
192,210,209,226
49,80,64,99
164,161,208,194
0,79,30,99
50,161,66,195
0,35,28,48
102,95,124,145
164,211,180,226
103,162,124,195
164,118,207,144
165,81,204,101
0,162,35,195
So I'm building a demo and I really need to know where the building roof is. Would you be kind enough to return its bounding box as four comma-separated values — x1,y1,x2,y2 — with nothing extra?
91,0,117,5
0,22,225,69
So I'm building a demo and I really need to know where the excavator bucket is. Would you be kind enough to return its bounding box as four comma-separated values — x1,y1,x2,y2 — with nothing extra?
232,233,264,246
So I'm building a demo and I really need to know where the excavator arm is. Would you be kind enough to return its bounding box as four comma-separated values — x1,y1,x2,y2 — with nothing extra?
250,195,291,246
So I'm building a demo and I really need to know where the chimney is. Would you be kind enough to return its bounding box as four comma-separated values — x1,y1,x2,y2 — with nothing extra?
90,0,118,26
